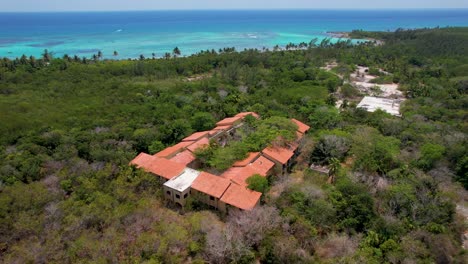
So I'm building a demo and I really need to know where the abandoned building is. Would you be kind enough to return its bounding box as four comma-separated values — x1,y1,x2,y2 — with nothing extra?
130,112,310,212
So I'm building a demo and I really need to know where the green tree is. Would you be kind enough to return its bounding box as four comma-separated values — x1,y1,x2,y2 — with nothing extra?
132,128,157,153
418,143,445,171
148,140,165,154
352,127,401,175
328,157,341,184
159,119,193,144
311,134,351,165
190,112,216,131
247,174,269,194
42,49,52,62
309,106,341,129
173,47,181,57
330,180,376,232
455,156,468,188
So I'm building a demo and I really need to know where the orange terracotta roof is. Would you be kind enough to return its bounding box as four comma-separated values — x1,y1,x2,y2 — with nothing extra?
233,152,260,167
187,137,210,153
208,129,221,136
216,116,243,126
291,118,310,134
169,150,196,166
296,131,304,141
154,141,193,158
249,156,275,176
130,152,156,168
130,153,185,180
220,184,262,211
221,167,245,181
262,146,295,165
221,166,259,187
191,172,231,198
235,112,260,119
182,131,210,142
289,142,299,152
148,158,186,180
213,125,232,131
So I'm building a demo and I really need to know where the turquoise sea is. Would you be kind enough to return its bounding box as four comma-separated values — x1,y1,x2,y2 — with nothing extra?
1,9,468,59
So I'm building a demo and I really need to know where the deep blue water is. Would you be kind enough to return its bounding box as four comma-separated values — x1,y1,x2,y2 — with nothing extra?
1,9,467,59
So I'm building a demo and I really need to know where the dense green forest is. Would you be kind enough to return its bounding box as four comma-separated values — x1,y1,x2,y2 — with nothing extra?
0,27,467,263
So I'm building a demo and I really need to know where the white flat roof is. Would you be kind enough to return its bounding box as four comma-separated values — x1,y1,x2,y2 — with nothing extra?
357,96,404,116
163,168,200,192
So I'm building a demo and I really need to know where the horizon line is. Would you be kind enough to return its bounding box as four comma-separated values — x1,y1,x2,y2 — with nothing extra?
2,7,468,13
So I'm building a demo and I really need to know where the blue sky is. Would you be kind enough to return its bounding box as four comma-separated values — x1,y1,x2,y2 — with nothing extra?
2,0,468,12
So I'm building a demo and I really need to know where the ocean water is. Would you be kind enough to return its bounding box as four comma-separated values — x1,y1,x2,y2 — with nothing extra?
1,9,468,59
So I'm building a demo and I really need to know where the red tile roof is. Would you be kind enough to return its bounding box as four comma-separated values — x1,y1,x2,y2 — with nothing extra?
249,156,275,176
208,129,221,136
169,150,196,166
222,155,273,186
213,125,232,131
262,146,295,165
296,131,304,141
191,172,231,198
289,142,299,152
233,152,260,167
216,116,243,126
187,137,210,153
220,184,262,211
182,131,210,142
221,167,245,181
235,112,260,119
154,141,193,158
148,158,186,180
221,166,259,187
291,118,310,134
130,153,185,180
130,152,156,168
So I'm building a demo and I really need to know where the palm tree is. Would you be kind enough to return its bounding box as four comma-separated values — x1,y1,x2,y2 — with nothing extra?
113,50,118,56
97,51,103,60
42,49,52,62
309,38,318,48
173,47,181,57
152,52,156,59
164,52,171,60
63,54,70,62
29,56,36,67
20,55,28,65
328,158,341,184
139,54,145,60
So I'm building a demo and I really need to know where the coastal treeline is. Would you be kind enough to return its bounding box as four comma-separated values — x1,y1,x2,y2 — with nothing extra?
0,28,467,263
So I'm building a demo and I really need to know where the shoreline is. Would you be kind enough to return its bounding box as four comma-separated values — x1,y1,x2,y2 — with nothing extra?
326,31,384,45
0,40,368,61
326,31,351,39
0,33,379,61
1,8,466,59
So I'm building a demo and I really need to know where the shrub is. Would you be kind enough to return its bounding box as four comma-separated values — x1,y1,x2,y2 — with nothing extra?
418,143,445,171
247,174,269,194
